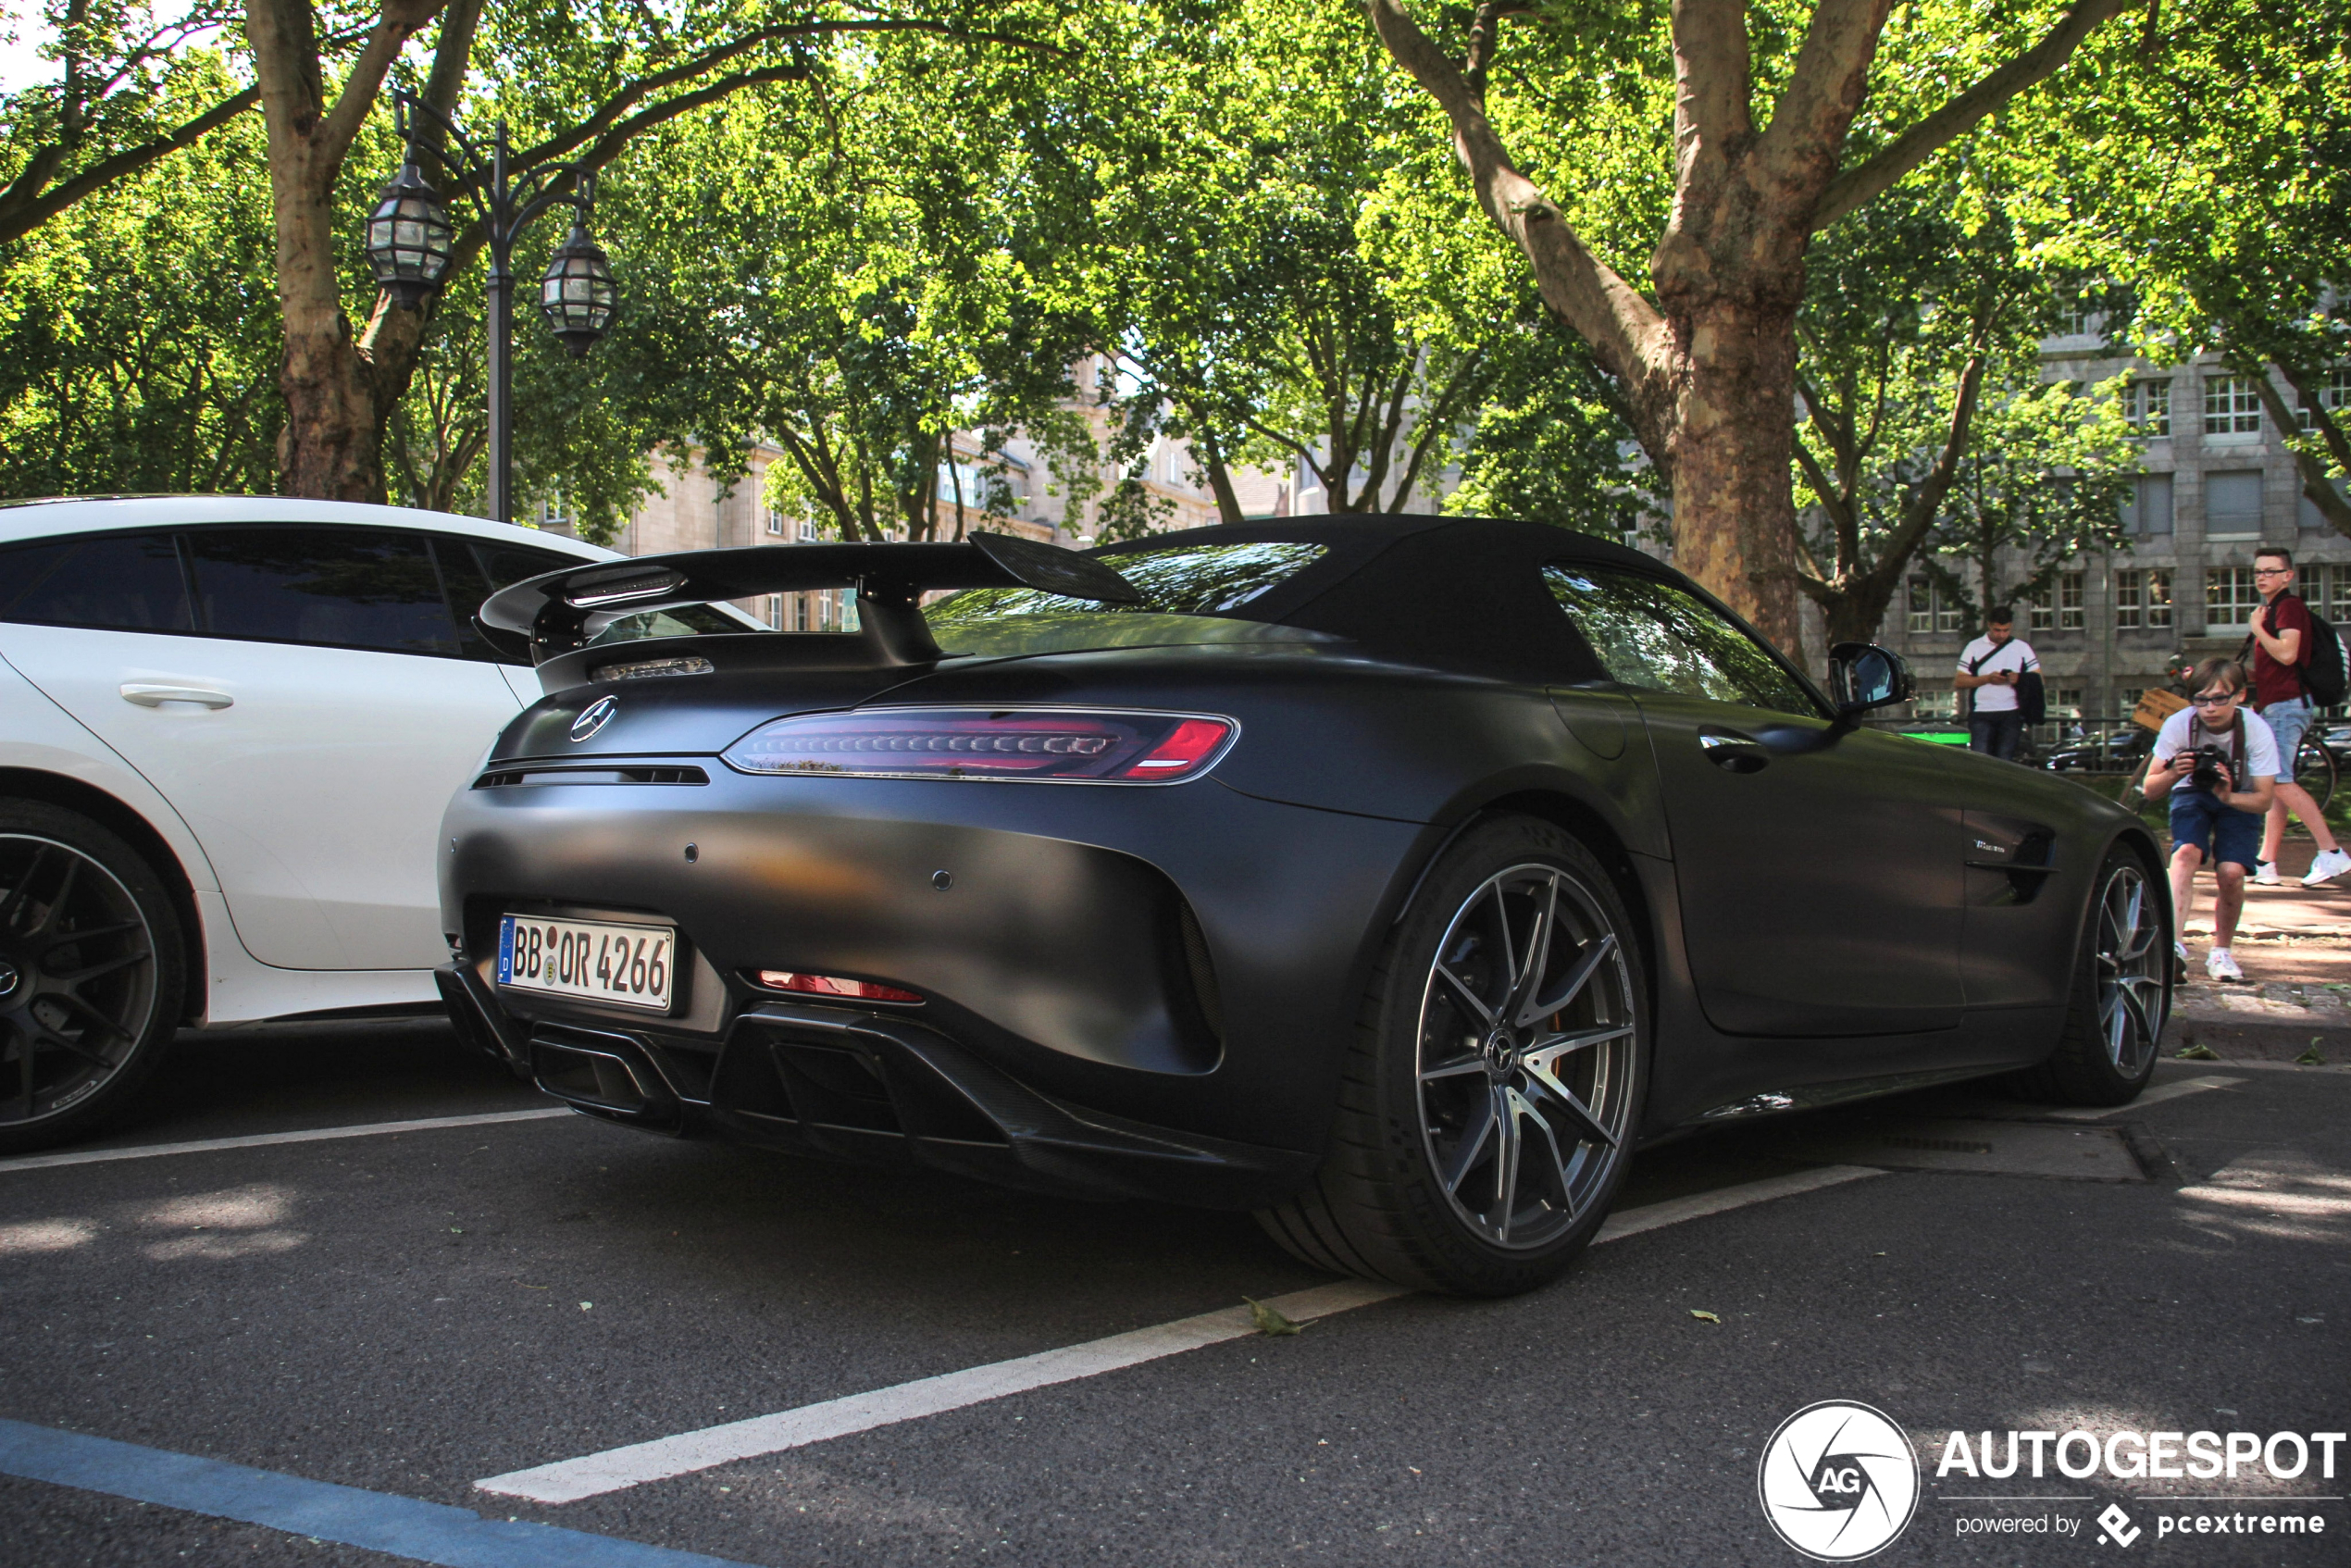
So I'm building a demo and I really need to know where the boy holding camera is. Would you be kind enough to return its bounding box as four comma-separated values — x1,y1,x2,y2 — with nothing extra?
2145,657,2280,981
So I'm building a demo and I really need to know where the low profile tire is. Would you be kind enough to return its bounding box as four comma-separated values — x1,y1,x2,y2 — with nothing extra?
0,802,187,1154
1256,816,1646,1297
2003,843,2168,1107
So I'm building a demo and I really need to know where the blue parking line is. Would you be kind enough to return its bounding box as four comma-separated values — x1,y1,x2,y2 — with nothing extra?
0,1418,762,1568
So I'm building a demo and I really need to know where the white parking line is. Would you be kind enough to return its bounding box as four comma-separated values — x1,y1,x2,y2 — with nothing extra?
478,1164,1885,1504
2036,1076,2244,1122
0,1108,577,1175
1590,1164,1883,1241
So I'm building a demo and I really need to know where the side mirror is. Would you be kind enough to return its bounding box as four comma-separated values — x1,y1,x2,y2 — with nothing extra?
1828,641,1913,716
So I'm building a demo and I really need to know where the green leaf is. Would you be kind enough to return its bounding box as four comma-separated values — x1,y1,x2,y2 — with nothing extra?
1246,1297,1303,1337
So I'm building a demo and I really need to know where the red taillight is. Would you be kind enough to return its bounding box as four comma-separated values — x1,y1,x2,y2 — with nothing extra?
722,708,1236,783
754,970,923,1003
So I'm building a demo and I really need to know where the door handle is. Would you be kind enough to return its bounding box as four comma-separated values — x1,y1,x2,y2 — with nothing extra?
120,682,233,710
1698,730,1768,772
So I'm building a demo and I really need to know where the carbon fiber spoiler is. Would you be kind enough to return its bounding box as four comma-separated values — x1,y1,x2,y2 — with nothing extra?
479,531,1140,666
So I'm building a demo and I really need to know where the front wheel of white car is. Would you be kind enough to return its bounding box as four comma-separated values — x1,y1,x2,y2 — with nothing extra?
0,802,187,1154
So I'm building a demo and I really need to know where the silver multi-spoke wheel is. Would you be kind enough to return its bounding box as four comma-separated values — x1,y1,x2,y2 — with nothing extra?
0,831,165,1135
2095,862,2165,1079
1255,818,1643,1294
2007,844,2171,1107
1415,863,1635,1251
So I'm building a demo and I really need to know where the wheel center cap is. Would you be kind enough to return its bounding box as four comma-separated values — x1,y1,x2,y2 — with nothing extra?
1481,1028,1519,1080
0,959,18,998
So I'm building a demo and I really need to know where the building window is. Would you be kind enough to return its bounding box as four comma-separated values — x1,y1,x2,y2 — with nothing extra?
2128,379,2171,437
2208,566,2259,628
2117,689,2144,718
765,593,783,628
2204,375,2264,437
2114,568,2174,630
798,517,817,542
2297,369,2351,429
2055,687,2083,716
2059,571,2085,630
2322,563,2351,627
765,506,784,536
2121,473,2173,536
2027,583,2054,631
1907,578,1932,635
2205,469,2265,537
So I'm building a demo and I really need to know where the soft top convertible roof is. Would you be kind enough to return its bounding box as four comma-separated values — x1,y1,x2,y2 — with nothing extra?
480,530,1139,665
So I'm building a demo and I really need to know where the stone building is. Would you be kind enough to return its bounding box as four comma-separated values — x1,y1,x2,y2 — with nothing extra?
1872,333,2351,722
577,356,1297,625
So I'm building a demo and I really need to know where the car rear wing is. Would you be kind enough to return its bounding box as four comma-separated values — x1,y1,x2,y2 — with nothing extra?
479,531,1140,666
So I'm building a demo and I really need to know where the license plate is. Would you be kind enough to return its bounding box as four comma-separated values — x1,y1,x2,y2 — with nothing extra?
497,915,675,1012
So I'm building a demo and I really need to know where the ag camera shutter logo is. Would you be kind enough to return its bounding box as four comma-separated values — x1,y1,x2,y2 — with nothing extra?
1758,1400,1921,1561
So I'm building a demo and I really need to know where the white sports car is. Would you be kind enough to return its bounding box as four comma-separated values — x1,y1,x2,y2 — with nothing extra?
0,496,742,1151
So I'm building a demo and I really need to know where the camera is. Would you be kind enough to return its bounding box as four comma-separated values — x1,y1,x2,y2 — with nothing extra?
2189,746,2235,793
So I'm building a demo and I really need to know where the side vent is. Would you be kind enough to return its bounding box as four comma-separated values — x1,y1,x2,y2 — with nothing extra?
1172,897,1225,1046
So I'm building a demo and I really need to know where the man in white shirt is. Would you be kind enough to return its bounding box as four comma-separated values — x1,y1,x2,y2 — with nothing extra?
1954,606,2038,760
2144,656,2281,982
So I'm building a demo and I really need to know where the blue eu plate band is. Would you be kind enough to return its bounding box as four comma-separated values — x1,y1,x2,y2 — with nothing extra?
0,1417,758,1568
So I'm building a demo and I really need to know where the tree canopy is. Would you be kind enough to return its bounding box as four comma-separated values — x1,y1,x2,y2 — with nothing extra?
1,0,2343,621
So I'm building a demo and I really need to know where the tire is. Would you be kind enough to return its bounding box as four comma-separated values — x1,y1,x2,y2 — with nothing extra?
1256,816,1646,1297
0,801,188,1154
2002,843,2169,1107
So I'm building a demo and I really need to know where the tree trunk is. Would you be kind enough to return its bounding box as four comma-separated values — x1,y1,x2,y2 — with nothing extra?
1664,300,1804,653
248,0,444,501
1186,417,1246,526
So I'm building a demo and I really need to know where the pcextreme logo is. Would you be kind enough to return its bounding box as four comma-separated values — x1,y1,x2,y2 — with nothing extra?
1758,1400,1922,1562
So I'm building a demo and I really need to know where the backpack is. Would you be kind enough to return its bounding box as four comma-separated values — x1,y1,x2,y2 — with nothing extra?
2304,611,2346,706
2014,668,2047,725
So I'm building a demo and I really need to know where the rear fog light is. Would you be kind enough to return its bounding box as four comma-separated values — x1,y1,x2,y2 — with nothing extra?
755,970,923,1003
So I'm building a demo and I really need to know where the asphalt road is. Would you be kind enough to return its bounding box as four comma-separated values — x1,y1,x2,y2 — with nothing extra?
2,1017,2346,1567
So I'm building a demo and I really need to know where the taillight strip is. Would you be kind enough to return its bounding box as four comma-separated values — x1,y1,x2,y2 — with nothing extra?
721,707,1238,785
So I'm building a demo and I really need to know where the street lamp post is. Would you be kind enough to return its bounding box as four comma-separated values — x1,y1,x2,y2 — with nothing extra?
363,88,618,526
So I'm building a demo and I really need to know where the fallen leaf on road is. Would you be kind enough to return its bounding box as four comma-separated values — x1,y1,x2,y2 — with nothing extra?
2176,1042,2220,1061
1246,1297,1303,1336
2296,1040,2327,1065
1689,1310,1722,1324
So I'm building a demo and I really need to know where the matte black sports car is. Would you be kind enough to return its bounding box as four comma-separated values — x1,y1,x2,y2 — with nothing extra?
438,517,2171,1296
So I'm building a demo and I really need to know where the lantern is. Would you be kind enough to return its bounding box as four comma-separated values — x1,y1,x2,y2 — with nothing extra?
540,224,618,355
364,151,454,307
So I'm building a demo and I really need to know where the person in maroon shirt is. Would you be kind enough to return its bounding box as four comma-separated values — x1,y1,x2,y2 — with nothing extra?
2246,547,2349,886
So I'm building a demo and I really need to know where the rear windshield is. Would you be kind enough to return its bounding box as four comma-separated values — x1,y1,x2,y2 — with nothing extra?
926,541,1331,658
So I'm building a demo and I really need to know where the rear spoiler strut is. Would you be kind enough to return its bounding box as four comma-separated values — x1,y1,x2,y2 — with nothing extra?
479,531,1141,666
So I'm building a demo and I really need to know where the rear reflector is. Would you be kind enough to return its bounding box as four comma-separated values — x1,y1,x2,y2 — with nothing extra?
754,970,923,1003
722,707,1237,783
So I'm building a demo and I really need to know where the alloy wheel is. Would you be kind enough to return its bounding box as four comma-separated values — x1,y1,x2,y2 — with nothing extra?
1415,862,1636,1250
2095,862,2165,1079
0,835,161,1127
